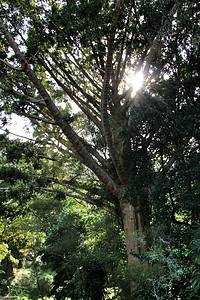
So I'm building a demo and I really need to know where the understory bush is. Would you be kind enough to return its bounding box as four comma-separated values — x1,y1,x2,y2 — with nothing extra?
9,266,55,300
117,233,200,300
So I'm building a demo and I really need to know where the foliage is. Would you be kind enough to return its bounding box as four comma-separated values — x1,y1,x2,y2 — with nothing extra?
0,136,64,296
0,137,126,299
10,266,55,300
41,207,125,300
114,230,200,300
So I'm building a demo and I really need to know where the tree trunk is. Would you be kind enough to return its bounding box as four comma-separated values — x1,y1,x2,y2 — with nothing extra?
120,200,152,264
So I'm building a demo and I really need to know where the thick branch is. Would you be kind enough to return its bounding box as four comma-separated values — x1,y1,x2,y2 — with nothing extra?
48,54,101,112
71,39,105,85
143,1,180,81
116,5,132,87
101,0,127,184
79,136,111,171
41,57,102,129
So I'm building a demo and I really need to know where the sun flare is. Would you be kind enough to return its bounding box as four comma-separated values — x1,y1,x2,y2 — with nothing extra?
126,69,144,94
132,70,144,92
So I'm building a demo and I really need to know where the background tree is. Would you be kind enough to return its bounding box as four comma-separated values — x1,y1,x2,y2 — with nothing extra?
0,134,64,296
0,0,200,297
0,135,125,299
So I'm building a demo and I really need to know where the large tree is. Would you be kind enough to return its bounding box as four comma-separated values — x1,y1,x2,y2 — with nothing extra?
0,0,199,265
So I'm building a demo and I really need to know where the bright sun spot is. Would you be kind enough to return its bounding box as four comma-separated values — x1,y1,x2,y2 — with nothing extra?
132,70,144,92
126,69,144,94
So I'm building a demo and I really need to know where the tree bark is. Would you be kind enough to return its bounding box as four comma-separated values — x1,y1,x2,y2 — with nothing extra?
120,199,152,264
